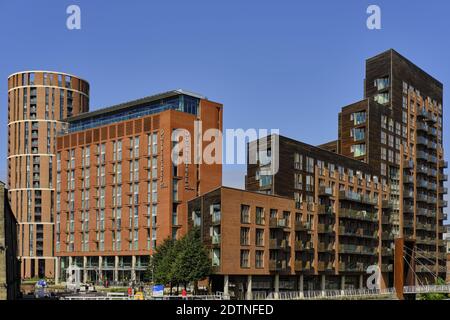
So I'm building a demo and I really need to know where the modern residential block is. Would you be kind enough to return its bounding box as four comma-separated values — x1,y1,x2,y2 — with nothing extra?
7,71,89,279
189,49,447,296
339,49,446,280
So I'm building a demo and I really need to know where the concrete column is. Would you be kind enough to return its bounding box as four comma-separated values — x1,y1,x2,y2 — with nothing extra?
83,256,88,283
340,275,346,290
359,274,364,289
321,275,326,296
98,256,103,284
246,275,253,300
298,274,304,292
274,274,280,299
131,255,136,283
223,275,229,296
55,257,60,285
114,256,119,284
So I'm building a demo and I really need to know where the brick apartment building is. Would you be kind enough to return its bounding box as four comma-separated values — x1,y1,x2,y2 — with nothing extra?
188,49,447,296
7,71,89,279
54,90,222,283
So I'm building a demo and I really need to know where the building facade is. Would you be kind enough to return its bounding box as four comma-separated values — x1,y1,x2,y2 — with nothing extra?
55,90,222,284
338,50,447,280
7,71,89,279
186,49,447,296
0,182,20,300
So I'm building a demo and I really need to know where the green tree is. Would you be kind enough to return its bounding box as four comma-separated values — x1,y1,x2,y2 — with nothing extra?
148,238,177,293
147,228,212,295
173,227,211,293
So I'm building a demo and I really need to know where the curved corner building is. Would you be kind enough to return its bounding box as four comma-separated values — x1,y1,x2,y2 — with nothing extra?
7,71,89,279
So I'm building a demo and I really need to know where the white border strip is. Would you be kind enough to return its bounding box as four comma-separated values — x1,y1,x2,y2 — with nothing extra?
7,154,54,159
8,85,89,98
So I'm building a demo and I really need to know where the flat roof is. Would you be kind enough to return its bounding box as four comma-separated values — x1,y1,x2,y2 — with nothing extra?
249,133,373,174
366,49,443,88
66,89,208,122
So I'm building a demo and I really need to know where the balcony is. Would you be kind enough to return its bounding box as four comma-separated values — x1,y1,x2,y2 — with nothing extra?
317,205,333,215
416,122,428,132
381,247,393,256
439,187,448,194
339,262,365,272
317,261,334,272
416,151,428,161
381,200,393,209
403,204,414,213
294,220,308,231
427,197,437,205
339,191,377,205
269,239,290,251
381,264,393,272
403,160,414,169
269,218,289,229
416,137,428,146
317,224,334,234
317,242,335,252
294,241,312,251
319,186,333,196
339,208,378,222
403,175,414,184
403,190,414,198
416,165,428,175
212,211,221,225
269,260,288,272
212,234,221,245
416,106,428,119
439,160,448,168
416,207,429,217
428,155,437,164
429,168,437,177
427,141,437,150
428,126,437,136
439,174,448,181
294,261,303,272
416,194,428,203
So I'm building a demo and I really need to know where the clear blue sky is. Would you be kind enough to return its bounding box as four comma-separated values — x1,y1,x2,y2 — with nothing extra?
0,0,448,219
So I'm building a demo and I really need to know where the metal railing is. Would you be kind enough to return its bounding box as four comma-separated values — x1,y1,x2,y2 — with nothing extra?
265,287,397,300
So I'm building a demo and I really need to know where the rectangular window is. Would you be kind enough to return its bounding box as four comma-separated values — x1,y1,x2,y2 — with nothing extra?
240,250,250,268
294,153,302,170
352,111,366,125
255,207,265,225
306,157,314,173
240,227,250,245
294,173,302,189
351,144,366,157
352,127,365,141
381,131,387,144
240,205,250,223
255,250,264,268
256,229,264,246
